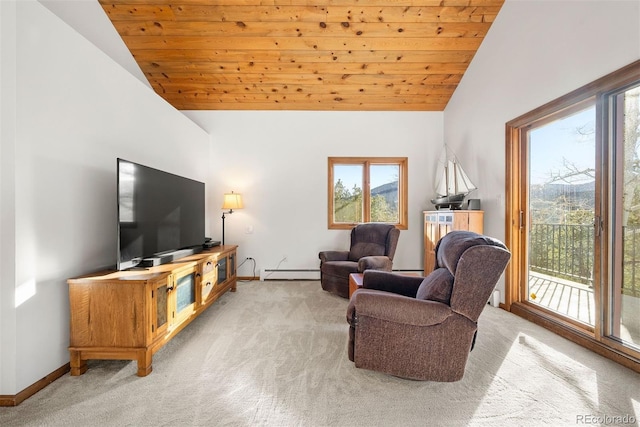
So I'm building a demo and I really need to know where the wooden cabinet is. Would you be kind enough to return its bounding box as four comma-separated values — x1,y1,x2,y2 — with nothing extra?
423,211,483,275
198,250,236,305
151,275,171,343
68,245,237,377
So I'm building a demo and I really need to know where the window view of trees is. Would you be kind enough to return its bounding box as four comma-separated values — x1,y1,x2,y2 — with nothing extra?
328,158,407,229
620,86,640,297
333,179,398,223
370,191,398,222
528,85,640,298
333,178,363,223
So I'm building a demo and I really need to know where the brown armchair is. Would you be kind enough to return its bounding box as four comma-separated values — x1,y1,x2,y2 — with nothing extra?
319,223,400,298
347,230,511,381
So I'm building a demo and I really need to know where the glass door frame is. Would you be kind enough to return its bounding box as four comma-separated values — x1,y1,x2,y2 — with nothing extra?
504,60,640,372
600,79,640,355
506,97,600,334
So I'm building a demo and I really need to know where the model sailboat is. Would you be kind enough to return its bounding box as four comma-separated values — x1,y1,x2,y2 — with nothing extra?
431,148,477,210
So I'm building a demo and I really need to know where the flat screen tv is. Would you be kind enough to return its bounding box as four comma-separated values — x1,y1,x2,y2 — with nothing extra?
117,158,205,270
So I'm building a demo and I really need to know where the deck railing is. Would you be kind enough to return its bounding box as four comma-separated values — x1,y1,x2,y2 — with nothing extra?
623,226,640,298
530,223,640,298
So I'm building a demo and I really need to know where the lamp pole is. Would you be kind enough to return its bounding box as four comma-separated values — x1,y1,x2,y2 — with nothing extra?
221,191,242,246
222,209,234,245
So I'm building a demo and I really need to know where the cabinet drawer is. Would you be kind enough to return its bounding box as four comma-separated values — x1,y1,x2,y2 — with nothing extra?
200,272,216,303
201,256,217,275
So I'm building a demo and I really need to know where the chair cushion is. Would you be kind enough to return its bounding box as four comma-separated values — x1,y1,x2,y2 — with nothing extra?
436,231,507,274
320,260,359,278
349,242,386,261
416,268,454,304
348,223,395,261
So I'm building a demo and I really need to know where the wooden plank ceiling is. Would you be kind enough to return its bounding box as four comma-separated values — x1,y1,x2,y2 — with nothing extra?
99,0,504,111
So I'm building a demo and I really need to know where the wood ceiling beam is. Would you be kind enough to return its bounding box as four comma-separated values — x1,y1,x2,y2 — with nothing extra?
162,90,451,102
100,0,503,7
103,5,500,23
131,48,476,63
112,21,491,38
146,72,462,85
121,35,483,51
166,102,447,111
137,61,469,75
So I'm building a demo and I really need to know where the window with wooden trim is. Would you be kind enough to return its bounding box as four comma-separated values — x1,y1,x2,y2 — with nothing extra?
328,157,408,230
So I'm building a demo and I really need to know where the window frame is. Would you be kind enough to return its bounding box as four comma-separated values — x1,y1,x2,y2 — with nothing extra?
327,156,408,230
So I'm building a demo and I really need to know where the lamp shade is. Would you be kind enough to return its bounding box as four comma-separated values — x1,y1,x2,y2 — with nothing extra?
222,192,243,210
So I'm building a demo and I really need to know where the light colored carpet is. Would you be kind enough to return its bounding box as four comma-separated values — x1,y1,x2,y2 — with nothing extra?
1,280,639,427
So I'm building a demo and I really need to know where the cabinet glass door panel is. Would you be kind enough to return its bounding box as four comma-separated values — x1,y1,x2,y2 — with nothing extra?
229,253,236,279
527,105,596,327
217,257,227,285
176,272,196,314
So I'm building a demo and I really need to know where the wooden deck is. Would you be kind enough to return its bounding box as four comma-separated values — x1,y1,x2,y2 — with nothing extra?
528,271,595,325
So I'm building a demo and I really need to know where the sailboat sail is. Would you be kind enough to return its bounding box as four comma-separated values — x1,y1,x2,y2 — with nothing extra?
432,148,477,209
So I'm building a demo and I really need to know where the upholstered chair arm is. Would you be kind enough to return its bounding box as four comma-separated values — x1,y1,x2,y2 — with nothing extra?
318,250,350,263
357,256,392,272
361,270,424,298
347,289,452,327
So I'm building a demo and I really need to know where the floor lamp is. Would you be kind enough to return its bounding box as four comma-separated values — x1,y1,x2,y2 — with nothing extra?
221,191,243,245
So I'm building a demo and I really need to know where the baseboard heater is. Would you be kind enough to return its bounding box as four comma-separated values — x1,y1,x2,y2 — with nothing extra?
260,269,320,281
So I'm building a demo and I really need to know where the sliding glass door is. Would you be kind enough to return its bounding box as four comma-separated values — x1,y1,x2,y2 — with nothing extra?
526,104,596,328
607,83,640,350
506,61,640,367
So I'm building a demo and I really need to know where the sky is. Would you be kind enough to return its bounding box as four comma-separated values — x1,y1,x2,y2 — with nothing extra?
334,164,399,191
529,107,596,185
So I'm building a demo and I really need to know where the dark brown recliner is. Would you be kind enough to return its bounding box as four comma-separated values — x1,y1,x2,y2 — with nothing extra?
319,223,400,298
347,230,511,381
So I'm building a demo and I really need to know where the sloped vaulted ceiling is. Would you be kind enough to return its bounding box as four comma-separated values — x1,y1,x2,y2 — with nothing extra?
99,0,505,111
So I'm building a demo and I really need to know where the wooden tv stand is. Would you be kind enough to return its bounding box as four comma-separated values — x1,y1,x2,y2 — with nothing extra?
67,245,237,377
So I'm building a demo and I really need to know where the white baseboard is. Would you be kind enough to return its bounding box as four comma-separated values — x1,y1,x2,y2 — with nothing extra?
260,269,321,281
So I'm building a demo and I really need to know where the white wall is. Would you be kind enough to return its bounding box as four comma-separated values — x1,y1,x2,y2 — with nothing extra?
39,0,150,89
184,110,443,276
0,2,209,395
0,0,18,396
444,0,640,301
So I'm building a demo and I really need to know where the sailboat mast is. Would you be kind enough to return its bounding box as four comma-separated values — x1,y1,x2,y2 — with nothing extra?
444,161,450,196
453,161,458,195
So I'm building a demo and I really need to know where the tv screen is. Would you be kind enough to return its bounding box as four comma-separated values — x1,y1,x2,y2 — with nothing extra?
117,158,205,270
